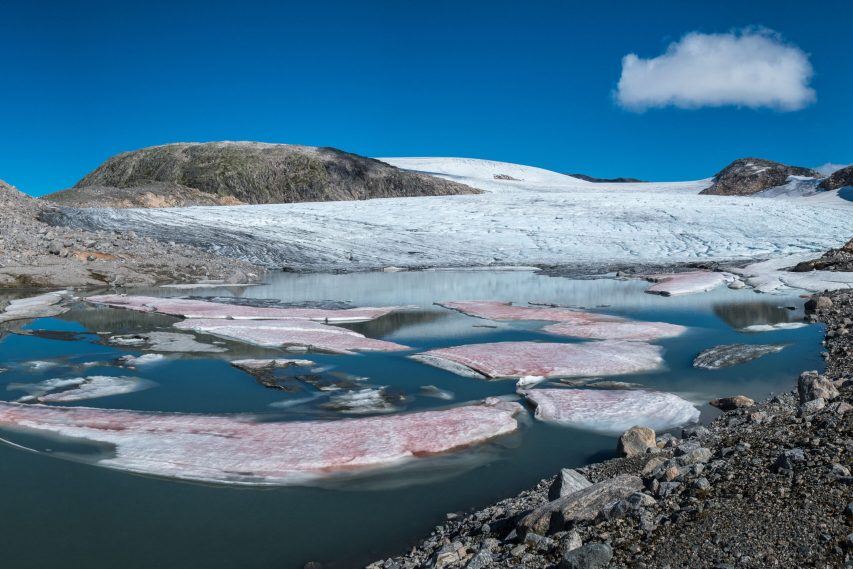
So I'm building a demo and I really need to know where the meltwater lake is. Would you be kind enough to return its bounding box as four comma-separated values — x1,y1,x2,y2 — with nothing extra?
0,269,825,569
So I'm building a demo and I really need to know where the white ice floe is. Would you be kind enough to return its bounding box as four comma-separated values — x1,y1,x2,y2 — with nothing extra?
174,318,408,354
0,399,522,485
117,354,165,367
521,388,700,434
8,375,154,403
740,322,808,332
108,332,226,353
542,320,686,342
0,291,69,323
732,255,853,294
50,158,852,273
642,271,734,296
86,294,405,323
413,341,664,379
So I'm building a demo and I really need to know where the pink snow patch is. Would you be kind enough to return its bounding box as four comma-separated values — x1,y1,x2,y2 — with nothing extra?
642,272,731,296
85,295,404,323
521,388,699,434
437,300,621,324
174,318,408,354
413,341,664,379
543,320,686,342
0,400,522,485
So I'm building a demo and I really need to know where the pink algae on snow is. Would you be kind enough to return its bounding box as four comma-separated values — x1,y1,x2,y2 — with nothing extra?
542,320,686,342
642,271,731,296
173,319,408,354
412,341,664,379
521,388,699,434
437,300,621,324
85,294,405,323
0,400,522,485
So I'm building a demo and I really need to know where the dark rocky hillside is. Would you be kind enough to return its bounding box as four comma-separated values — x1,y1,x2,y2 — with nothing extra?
567,173,645,183
700,158,820,196
819,164,853,191
42,142,480,208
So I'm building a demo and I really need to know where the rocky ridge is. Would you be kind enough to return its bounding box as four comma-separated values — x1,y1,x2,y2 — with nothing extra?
819,165,853,191
42,142,480,208
365,291,853,569
0,179,258,287
793,238,853,273
700,158,821,196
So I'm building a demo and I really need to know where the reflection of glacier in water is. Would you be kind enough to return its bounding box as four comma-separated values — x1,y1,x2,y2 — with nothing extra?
0,270,827,569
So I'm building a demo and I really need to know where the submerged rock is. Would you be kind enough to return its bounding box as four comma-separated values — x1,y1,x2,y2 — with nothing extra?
321,388,402,414
693,343,786,369
521,389,700,434
412,341,664,380
0,399,522,485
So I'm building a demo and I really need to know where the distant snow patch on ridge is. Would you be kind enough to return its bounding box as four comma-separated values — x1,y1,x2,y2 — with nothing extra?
616,29,815,111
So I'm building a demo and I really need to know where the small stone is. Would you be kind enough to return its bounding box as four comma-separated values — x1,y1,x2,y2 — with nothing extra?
798,398,826,417
464,549,492,569
691,477,711,492
804,296,833,312
774,448,806,472
560,543,613,569
709,395,755,411
663,466,680,481
831,464,851,478
681,425,710,439
828,401,853,415
642,456,667,477
798,371,839,404
617,426,657,457
510,544,527,557
561,530,583,553
844,503,853,519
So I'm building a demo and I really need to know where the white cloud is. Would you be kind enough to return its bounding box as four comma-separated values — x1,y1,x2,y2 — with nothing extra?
814,163,850,177
616,29,815,112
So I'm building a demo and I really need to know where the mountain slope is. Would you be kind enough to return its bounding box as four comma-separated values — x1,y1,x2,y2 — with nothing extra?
42,142,480,208
818,164,853,191
700,158,820,196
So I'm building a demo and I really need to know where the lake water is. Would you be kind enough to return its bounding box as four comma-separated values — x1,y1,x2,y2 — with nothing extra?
0,270,825,569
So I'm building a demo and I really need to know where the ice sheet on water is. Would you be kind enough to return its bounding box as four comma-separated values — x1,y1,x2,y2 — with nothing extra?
521,388,699,434
86,294,405,323
174,318,408,354
8,375,154,403
0,291,69,323
0,399,523,485
412,341,664,379
542,320,686,341
643,272,733,296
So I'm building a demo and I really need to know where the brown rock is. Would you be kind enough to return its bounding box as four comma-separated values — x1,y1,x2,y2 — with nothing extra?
616,426,656,457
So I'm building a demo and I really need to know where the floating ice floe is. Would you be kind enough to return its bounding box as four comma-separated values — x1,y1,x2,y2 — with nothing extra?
8,375,154,403
439,300,684,341
117,354,165,367
108,332,226,353
542,320,686,342
740,322,808,333
0,399,523,485
642,272,733,296
693,344,787,369
322,388,401,414
0,291,69,323
26,360,60,371
174,318,408,354
412,341,664,379
438,300,621,324
520,388,699,434
86,294,405,323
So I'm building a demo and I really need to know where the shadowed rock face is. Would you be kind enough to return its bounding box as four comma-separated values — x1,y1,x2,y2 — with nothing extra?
566,173,645,183
792,237,853,272
42,142,480,207
700,158,820,196
818,165,853,191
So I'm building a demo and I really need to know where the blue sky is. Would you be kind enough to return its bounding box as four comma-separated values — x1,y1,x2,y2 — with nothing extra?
1,0,850,195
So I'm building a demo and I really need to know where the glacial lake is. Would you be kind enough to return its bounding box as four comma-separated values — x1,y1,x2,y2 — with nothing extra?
0,269,825,569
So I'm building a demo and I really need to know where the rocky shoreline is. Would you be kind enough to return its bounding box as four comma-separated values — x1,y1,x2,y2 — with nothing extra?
366,292,853,569
0,179,260,288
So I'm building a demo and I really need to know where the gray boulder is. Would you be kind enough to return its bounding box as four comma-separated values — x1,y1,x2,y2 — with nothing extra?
560,543,613,569
548,468,593,500
519,474,643,535
798,371,839,404
616,425,656,457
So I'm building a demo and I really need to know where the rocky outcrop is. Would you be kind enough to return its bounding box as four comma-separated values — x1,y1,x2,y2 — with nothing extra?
567,173,645,183
792,238,853,272
0,178,258,288
818,164,853,190
700,157,820,196
616,426,656,457
42,142,479,208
